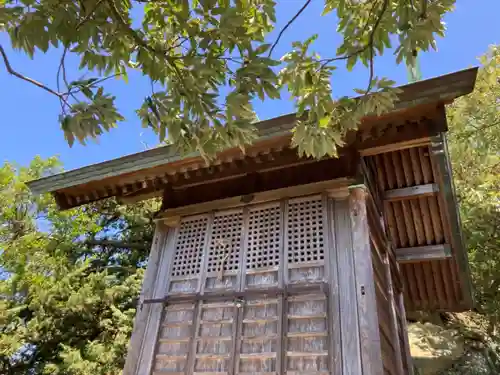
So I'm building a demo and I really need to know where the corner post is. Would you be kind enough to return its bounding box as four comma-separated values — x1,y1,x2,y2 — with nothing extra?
123,218,179,375
349,185,383,375
330,188,363,375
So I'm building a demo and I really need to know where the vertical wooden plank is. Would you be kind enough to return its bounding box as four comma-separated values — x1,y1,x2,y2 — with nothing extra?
135,224,178,375
398,293,415,375
325,197,342,375
237,207,250,292
183,302,201,375
278,200,286,289
276,296,284,375
229,303,241,375
198,213,215,295
333,198,362,375
282,199,290,287
281,294,289,375
384,253,405,375
349,186,383,375
123,223,170,375
233,301,244,375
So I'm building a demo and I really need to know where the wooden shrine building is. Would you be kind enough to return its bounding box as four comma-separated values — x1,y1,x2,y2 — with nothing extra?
27,67,478,375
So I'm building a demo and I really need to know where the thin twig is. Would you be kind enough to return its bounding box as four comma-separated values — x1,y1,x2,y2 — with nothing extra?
108,0,160,55
107,0,185,81
57,47,67,93
76,0,106,30
268,0,312,57
363,0,389,95
0,44,72,109
56,46,80,108
319,0,380,70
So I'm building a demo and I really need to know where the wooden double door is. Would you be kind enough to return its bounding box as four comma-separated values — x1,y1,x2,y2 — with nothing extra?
151,196,336,375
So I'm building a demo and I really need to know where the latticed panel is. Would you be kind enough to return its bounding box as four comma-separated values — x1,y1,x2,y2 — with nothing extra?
235,298,280,375
168,215,209,294
285,293,330,375
191,301,237,374
286,196,326,284
152,303,196,374
244,203,282,289
204,210,244,292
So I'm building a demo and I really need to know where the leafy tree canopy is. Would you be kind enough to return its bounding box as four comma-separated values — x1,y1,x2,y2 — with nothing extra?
0,44,498,375
0,0,454,158
0,158,159,374
447,45,500,334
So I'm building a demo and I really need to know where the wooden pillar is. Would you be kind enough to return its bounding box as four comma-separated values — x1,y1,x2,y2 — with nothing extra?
349,185,383,375
384,253,405,375
399,292,415,375
123,220,177,375
332,193,363,375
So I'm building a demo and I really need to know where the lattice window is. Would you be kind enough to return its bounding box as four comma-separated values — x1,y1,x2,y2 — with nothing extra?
206,210,243,273
286,196,325,264
171,216,208,277
246,203,281,270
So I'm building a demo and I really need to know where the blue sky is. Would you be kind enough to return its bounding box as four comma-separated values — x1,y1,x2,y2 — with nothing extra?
0,1,498,172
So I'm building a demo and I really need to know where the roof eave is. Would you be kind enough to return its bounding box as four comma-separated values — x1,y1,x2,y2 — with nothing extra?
26,67,478,197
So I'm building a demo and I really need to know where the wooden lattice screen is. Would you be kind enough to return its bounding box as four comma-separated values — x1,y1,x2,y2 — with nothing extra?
150,195,333,375
133,190,411,375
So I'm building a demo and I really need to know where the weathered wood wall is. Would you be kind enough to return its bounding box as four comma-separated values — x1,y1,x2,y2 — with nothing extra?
366,191,413,375
124,182,412,375
366,145,462,311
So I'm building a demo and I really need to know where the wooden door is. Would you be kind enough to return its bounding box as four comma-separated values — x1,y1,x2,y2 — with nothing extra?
149,195,337,375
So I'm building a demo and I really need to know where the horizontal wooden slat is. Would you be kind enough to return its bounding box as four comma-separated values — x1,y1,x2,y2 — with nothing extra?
239,352,276,359
395,244,451,263
359,138,432,157
287,331,328,338
384,183,439,201
158,178,353,219
287,351,329,357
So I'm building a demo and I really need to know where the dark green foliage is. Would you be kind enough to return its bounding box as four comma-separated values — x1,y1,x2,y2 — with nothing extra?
0,158,159,374
447,45,500,334
0,0,455,159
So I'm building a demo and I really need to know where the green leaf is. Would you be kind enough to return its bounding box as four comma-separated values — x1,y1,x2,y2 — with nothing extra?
254,43,271,55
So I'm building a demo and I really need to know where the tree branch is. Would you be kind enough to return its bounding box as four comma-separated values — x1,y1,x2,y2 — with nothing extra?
319,0,382,70
76,0,107,30
268,0,312,57
86,239,148,250
364,0,389,95
107,0,186,83
107,0,161,56
0,44,65,99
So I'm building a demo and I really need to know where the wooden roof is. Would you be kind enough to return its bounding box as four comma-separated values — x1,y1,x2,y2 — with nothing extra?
27,68,477,208
27,67,478,312
366,140,472,311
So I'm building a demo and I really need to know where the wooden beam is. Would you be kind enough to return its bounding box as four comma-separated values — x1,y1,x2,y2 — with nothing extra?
332,198,363,375
384,183,439,201
360,137,431,157
430,130,474,308
121,148,312,204
398,292,415,375
157,178,354,219
395,244,451,263
349,186,384,375
135,225,177,375
384,253,405,375
123,223,170,375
